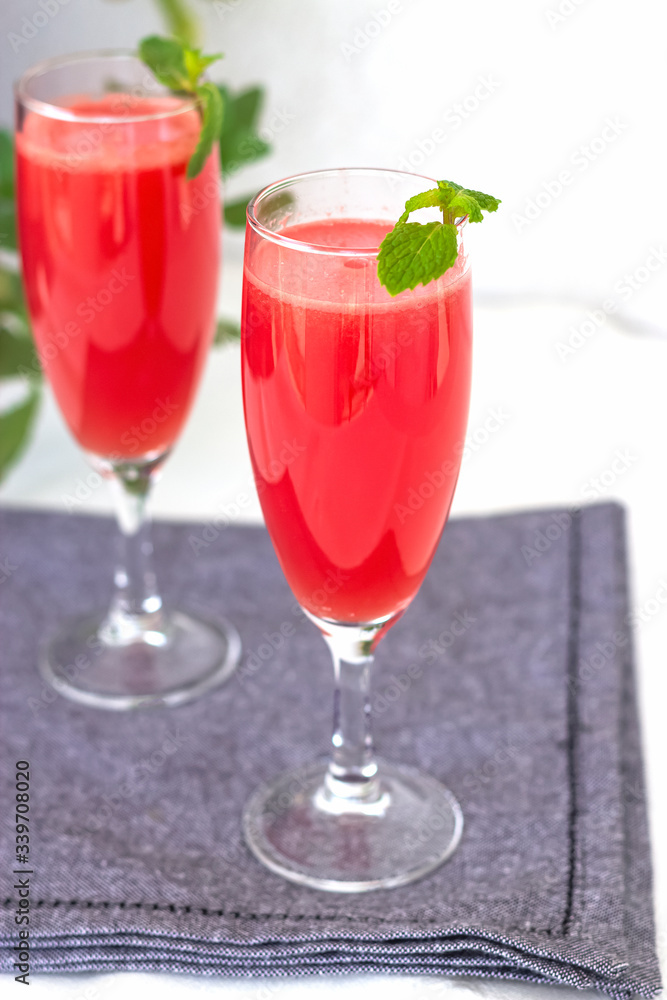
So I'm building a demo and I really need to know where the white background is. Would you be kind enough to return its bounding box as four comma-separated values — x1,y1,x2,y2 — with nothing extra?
0,1,665,998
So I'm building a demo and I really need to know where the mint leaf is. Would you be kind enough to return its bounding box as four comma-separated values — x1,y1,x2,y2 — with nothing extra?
223,195,251,228
0,388,40,483
214,317,240,346
0,202,16,250
463,189,501,212
218,85,271,180
0,329,38,378
398,188,442,223
138,35,224,179
138,36,190,91
153,0,198,47
378,178,500,295
0,129,16,250
447,191,485,223
377,222,459,296
187,82,224,179
184,48,224,89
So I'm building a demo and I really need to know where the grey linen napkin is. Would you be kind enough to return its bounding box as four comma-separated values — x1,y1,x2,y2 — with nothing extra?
0,502,661,996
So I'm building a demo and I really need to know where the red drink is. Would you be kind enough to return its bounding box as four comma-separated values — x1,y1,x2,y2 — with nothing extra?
242,218,472,623
17,94,221,459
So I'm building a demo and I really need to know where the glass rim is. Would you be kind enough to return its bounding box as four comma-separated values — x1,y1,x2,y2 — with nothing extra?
14,49,197,124
246,167,467,257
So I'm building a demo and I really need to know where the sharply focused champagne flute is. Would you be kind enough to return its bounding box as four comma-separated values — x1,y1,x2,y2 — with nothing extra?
15,52,240,709
241,168,473,890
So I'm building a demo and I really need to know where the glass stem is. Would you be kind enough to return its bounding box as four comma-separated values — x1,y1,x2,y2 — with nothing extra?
100,460,166,645
320,622,384,802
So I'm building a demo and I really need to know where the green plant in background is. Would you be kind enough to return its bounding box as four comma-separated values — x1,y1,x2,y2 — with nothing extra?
0,130,41,480
153,0,200,46
0,12,270,482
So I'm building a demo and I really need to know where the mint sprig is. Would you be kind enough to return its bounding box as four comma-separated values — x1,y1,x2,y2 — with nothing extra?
138,35,224,179
378,180,501,296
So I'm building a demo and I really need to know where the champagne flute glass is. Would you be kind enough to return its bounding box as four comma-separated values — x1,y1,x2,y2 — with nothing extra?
241,168,472,890
15,51,240,710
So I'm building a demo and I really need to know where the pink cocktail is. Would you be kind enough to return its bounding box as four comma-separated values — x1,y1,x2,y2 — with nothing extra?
15,52,239,710
241,169,472,891
17,93,220,460
244,218,471,624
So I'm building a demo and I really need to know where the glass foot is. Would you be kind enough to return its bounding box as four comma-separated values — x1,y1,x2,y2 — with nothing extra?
39,610,241,710
243,760,463,892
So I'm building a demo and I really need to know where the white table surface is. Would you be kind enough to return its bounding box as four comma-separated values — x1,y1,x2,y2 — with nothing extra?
2,249,665,999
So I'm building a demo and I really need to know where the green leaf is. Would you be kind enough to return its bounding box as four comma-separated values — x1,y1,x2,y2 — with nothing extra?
0,130,16,250
184,48,223,88
187,82,224,180
218,85,271,178
436,179,501,222
223,195,250,228
436,179,462,198
449,184,501,214
0,265,26,316
0,130,13,198
398,188,442,223
378,178,500,294
222,131,270,179
377,222,459,297
0,387,40,482
229,87,264,131
0,328,39,378
447,191,485,223
213,317,240,346
138,36,190,91
153,0,199,46
138,35,225,180
0,201,17,251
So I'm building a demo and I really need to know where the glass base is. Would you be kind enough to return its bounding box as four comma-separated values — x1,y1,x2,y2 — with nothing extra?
243,760,463,892
39,609,241,710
